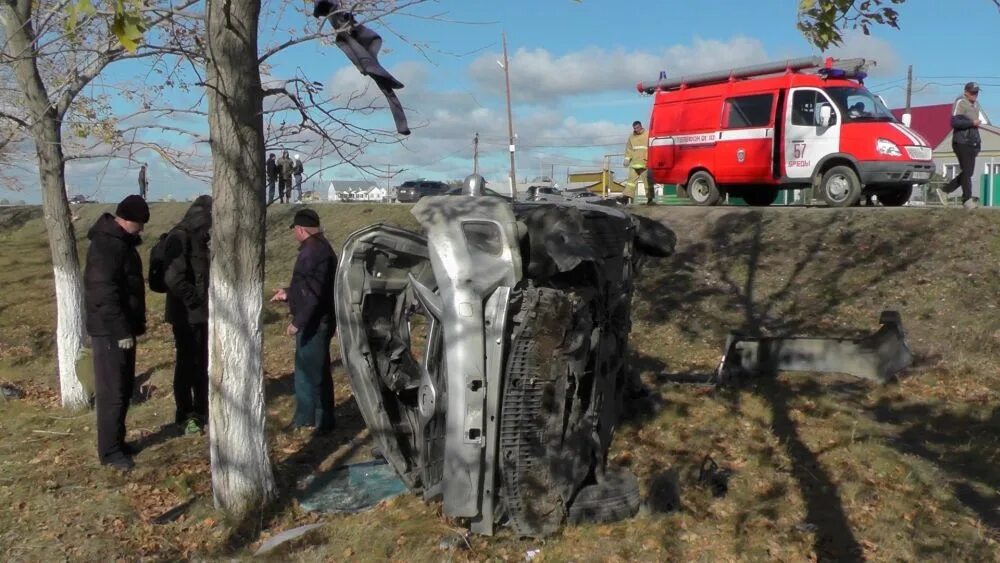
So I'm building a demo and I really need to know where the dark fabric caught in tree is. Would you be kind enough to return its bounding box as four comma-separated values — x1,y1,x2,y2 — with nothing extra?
313,0,410,135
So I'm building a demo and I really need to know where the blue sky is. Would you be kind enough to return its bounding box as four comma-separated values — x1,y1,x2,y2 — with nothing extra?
7,0,1000,203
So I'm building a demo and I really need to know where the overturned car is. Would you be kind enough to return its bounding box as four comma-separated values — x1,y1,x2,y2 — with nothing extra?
335,178,675,537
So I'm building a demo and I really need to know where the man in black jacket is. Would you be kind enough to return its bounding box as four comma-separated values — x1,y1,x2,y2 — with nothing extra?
163,195,212,433
83,195,150,471
266,153,277,204
270,208,337,432
939,82,984,209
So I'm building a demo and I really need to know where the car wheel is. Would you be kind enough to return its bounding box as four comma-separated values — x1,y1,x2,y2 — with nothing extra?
688,171,721,206
821,165,862,207
567,467,642,525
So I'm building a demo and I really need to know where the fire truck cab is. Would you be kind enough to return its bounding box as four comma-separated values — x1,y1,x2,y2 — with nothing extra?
638,57,935,207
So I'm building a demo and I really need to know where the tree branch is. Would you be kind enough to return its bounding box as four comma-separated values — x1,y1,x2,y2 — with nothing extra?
0,110,30,129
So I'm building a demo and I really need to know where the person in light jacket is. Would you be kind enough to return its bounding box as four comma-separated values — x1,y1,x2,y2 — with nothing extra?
939,82,985,209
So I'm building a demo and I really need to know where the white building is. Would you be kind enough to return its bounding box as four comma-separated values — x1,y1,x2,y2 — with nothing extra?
327,180,379,202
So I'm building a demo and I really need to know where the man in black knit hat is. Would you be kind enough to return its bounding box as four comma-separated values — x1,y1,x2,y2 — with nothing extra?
83,194,150,471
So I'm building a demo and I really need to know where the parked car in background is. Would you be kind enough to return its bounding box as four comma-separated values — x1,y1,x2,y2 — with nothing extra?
528,186,610,204
444,186,513,202
395,180,450,203
69,194,96,204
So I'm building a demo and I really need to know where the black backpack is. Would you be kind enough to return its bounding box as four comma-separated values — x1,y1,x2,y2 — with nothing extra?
148,232,170,293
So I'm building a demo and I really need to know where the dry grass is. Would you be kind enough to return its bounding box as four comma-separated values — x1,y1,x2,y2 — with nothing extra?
0,203,998,561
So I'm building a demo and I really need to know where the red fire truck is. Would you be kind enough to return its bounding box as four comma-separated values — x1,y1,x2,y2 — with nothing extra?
638,57,934,207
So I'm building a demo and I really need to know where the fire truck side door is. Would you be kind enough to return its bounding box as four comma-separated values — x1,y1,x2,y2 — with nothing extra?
718,93,775,182
783,88,841,180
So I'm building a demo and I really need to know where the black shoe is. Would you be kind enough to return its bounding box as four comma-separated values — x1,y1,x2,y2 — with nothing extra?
121,442,140,456
102,455,135,472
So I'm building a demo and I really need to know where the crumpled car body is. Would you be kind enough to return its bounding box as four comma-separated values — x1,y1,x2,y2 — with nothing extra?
335,195,674,537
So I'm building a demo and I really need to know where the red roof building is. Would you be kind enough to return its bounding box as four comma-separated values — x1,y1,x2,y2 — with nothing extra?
890,104,953,150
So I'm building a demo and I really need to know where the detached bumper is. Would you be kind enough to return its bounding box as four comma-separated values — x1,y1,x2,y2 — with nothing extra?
857,160,935,185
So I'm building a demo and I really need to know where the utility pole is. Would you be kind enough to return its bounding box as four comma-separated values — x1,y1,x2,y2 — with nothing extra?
473,132,480,175
502,32,517,198
550,164,555,186
902,64,913,127
905,64,913,111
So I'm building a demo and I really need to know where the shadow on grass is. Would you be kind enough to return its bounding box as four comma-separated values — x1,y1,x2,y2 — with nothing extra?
873,400,1000,533
221,382,370,553
634,209,935,561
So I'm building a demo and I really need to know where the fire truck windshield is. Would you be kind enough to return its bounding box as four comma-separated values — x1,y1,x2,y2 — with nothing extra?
825,87,896,123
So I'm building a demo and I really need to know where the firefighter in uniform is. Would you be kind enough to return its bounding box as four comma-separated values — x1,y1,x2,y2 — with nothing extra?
623,120,653,205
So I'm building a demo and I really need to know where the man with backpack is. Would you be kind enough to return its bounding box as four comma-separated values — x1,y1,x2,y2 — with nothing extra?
150,195,213,434
84,195,150,471
270,208,337,434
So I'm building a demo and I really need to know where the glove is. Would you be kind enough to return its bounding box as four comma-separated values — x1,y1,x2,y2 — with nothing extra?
117,337,135,350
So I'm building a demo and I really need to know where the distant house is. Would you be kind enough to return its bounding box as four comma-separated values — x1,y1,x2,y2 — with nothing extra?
327,180,378,202
355,186,388,202
892,103,1000,202
566,171,628,195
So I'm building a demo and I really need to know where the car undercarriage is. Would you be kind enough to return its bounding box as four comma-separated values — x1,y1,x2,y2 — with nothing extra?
335,193,675,537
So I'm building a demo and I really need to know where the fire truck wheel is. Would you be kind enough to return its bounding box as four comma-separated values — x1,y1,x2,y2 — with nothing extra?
820,165,862,207
688,171,721,206
877,187,912,207
742,187,778,207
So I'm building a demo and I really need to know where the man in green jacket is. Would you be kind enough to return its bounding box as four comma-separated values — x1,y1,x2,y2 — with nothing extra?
277,151,294,203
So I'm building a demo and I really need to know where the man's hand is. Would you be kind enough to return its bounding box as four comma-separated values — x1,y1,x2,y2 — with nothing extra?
974,118,982,127
286,324,299,336
623,159,630,168
117,336,135,350
270,288,288,302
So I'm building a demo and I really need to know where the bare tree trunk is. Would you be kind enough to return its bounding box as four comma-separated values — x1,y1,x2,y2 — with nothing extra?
204,0,276,515
2,0,88,410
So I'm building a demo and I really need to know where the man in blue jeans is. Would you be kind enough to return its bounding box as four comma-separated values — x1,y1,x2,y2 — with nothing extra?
271,208,337,433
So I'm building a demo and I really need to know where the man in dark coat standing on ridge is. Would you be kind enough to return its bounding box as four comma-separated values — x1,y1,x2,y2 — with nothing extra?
163,195,213,434
265,153,278,204
270,208,337,433
138,163,149,200
84,195,150,471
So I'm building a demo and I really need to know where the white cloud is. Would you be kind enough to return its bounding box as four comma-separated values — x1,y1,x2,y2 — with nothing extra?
468,37,770,103
826,31,901,77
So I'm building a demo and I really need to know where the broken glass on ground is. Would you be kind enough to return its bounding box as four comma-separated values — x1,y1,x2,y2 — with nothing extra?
296,459,408,514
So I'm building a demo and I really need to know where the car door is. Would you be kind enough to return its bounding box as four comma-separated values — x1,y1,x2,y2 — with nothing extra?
783,88,842,180
717,92,775,182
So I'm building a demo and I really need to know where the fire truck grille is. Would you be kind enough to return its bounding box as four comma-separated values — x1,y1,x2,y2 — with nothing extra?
905,146,932,161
